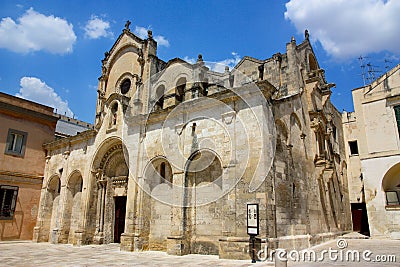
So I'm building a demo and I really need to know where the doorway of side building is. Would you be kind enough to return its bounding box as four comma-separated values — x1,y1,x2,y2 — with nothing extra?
114,196,126,243
351,203,370,236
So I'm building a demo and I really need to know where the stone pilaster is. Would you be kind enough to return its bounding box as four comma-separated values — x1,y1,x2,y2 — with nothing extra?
167,171,190,255
120,174,138,251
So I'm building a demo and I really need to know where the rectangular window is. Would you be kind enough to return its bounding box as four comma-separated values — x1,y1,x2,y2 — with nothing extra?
385,191,400,206
349,140,359,155
4,129,27,157
394,105,400,138
0,185,19,220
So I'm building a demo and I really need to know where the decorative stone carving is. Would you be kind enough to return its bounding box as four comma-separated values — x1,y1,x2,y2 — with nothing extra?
222,111,236,125
305,29,309,40
147,30,153,40
310,117,321,129
111,176,128,188
99,144,123,170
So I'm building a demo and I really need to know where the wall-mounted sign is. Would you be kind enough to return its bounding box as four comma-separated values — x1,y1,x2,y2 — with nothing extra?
247,203,259,235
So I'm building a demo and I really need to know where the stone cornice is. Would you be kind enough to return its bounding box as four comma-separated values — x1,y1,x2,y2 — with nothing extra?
0,101,59,126
43,129,97,150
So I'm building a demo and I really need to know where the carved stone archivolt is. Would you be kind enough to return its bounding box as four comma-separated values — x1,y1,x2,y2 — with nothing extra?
99,144,123,170
97,143,129,191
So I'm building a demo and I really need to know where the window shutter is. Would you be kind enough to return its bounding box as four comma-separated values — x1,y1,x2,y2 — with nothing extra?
394,105,400,137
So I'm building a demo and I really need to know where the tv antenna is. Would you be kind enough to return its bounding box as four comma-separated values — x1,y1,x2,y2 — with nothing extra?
384,59,392,71
366,63,381,83
358,56,367,86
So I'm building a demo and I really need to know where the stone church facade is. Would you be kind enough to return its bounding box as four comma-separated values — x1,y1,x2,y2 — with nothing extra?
33,24,351,259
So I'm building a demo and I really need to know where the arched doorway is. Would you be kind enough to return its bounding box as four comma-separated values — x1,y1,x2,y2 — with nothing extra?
91,140,129,244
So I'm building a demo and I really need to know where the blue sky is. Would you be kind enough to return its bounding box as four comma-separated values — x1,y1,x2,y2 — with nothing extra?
0,0,399,123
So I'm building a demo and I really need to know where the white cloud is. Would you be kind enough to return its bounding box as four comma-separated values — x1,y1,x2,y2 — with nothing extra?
134,26,170,47
16,77,74,117
183,56,196,64
182,52,241,73
134,26,148,39
155,35,170,47
207,52,241,73
0,8,76,54
285,0,400,60
84,15,113,39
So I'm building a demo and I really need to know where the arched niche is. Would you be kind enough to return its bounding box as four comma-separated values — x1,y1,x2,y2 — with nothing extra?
154,85,165,111
65,171,83,243
143,156,173,193
47,175,61,242
186,149,223,188
175,77,187,104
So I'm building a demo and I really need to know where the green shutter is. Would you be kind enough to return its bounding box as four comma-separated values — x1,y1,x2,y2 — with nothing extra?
394,106,400,137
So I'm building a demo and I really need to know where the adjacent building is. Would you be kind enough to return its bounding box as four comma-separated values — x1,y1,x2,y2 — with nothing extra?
0,92,58,240
343,64,400,239
55,114,94,139
33,25,351,260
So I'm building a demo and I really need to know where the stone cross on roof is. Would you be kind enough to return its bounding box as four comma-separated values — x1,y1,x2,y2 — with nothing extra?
125,20,131,31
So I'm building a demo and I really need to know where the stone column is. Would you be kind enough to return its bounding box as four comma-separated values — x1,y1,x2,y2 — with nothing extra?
93,178,107,244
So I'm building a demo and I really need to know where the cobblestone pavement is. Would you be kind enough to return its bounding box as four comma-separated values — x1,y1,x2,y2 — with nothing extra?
0,238,398,266
0,241,270,267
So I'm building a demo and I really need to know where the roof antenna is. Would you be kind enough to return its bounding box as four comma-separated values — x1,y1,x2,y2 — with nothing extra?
358,56,367,86
384,59,392,71
366,63,381,83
